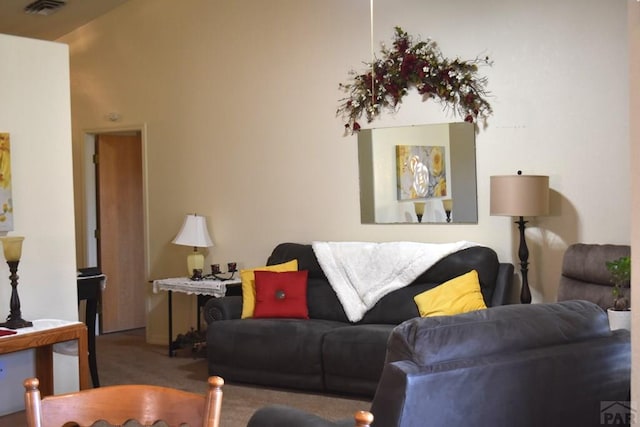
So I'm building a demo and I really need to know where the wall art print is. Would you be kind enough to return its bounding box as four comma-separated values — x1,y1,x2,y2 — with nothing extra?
396,145,447,200
0,133,13,232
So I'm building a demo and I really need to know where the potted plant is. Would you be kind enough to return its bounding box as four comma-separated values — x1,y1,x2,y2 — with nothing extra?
605,255,631,330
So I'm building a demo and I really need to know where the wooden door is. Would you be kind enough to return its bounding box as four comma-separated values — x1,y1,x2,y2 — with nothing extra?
96,133,146,333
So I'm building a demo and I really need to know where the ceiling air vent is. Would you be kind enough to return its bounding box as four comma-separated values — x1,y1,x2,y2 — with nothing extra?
24,0,66,16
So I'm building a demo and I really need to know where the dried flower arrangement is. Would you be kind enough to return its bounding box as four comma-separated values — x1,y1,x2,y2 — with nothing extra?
337,27,493,133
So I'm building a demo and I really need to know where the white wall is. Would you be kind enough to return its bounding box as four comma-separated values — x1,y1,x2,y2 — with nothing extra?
0,34,77,414
0,0,632,414
55,0,637,409
628,0,640,408
61,0,629,307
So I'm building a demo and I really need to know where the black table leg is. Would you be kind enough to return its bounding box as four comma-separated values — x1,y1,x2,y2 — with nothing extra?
85,298,100,387
77,272,104,388
168,290,174,357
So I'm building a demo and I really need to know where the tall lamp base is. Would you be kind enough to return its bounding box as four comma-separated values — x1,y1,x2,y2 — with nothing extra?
515,216,532,304
1,260,32,329
0,317,32,329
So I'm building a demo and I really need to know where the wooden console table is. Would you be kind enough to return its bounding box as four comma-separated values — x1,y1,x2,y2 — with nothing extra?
153,277,240,357
0,319,90,396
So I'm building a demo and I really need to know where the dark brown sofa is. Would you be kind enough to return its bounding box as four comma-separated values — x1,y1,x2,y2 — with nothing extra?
204,242,514,396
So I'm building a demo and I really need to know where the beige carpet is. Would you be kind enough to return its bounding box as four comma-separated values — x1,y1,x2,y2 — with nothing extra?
100,329,371,425
0,328,370,427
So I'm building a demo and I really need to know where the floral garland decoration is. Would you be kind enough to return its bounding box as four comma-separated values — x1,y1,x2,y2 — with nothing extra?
337,27,493,133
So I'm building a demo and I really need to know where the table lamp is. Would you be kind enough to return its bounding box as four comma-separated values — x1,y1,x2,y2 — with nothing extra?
0,235,32,329
490,171,549,304
172,214,214,278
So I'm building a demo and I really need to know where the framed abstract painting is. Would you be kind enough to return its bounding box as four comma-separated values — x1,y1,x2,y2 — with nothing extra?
0,133,14,232
396,145,447,200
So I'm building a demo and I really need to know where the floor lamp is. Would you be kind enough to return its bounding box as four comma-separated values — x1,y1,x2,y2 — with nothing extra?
490,172,549,304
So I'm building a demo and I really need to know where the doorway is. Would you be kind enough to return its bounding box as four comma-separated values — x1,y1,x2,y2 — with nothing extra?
84,130,147,333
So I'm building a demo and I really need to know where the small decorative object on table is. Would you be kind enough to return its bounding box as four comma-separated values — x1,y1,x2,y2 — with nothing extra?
208,262,237,281
172,213,214,279
413,202,425,223
0,235,32,329
443,199,453,223
191,269,203,281
605,255,631,330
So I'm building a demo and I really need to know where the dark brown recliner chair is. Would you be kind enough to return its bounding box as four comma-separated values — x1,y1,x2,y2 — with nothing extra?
247,301,630,427
557,243,630,310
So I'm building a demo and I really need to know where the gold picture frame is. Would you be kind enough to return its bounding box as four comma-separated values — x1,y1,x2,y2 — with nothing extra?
0,133,14,232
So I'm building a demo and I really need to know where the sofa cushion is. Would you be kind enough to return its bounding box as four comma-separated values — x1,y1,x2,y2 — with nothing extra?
240,259,298,319
413,270,487,317
254,270,309,319
322,324,395,395
387,300,611,367
413,246,500,304
306,278,350,322
267,243,326,279
208,318,346,375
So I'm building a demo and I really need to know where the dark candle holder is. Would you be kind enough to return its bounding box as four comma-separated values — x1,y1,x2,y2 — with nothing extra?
206,262,237,281
0,259,32,329
413,202,425,224
190,269,203,281
442,199,453,223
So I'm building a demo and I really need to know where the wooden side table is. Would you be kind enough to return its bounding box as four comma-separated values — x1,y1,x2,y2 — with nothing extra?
0,319,89,396
152,277,241,357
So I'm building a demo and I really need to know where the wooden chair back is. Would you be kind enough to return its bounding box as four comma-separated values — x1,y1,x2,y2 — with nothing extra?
23,376,224,427
354,410,373,427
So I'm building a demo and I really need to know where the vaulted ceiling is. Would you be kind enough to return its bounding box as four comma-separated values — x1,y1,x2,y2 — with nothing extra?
0,0,131,41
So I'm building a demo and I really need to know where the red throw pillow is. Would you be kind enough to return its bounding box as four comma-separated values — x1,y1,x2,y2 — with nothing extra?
253,270,309,319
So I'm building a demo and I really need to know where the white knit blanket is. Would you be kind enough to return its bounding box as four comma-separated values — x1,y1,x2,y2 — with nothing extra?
312,241,478,322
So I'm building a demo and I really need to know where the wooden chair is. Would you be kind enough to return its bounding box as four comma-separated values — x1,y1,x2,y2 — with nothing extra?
354,410,373,427
23,376,224,427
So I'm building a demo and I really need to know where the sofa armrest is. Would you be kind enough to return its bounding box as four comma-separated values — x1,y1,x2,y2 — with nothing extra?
490,262,514,306
203,295,242,324
247,405,356,427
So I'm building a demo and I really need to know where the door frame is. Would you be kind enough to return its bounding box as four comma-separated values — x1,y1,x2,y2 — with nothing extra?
81,123,150,292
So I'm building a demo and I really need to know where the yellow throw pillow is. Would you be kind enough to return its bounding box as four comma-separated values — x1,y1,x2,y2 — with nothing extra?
413,270,487,317
240,259,298,318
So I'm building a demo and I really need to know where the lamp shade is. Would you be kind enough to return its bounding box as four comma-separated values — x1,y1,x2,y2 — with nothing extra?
490,175,549,217
0,236,24,261
172,214,214,248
